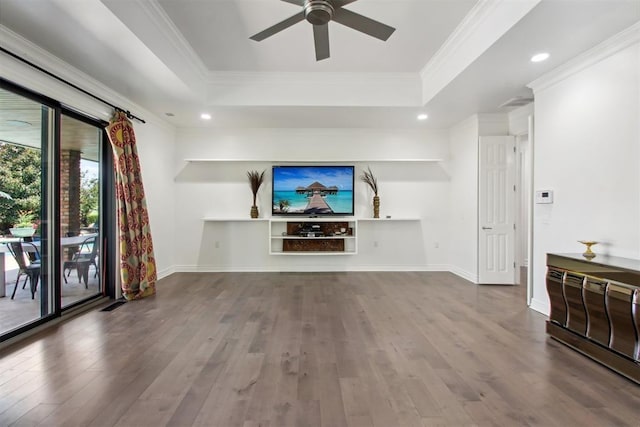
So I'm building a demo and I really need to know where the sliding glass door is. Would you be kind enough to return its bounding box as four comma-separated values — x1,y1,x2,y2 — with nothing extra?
59,113,103,309
0,85,55,334
0,80,112,341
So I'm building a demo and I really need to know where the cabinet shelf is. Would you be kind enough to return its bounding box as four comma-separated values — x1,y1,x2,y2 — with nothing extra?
270,219,357,255
203,217,269,222
271,235,356,240
270,251,357,256
186,158,443,163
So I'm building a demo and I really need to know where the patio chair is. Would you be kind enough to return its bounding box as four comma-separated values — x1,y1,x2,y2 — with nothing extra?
7,241,41,299
22,236,41,263
62,236,98,288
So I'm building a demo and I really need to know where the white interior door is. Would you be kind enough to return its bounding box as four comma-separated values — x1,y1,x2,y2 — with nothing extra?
479,136,516,284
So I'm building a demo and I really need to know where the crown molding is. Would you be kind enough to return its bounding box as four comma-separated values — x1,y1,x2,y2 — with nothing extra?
477,113,508,124
207,71,418,84
419,0,541,105
0,25,173,131
508,103,534,123
528,21,640,93
205,71,423,107
450,114,479,133
135,0,210,83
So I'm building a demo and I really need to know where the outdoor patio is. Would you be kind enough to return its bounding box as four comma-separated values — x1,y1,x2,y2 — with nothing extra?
0,256,99,334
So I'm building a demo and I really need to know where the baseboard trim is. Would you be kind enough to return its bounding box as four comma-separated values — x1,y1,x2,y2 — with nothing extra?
448,266,478,284
171,264,450,273
157,266,175,280
530,297,549,316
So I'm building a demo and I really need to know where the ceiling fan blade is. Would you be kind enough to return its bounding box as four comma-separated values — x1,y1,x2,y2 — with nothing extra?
333,0,359,7
250,11,305,41
332,8,395,41
280,0,304,5
313,24,330,61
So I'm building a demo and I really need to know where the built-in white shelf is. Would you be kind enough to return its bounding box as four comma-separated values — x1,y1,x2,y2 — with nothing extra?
203,217,420,223
203,217,269,222
202,217,419,256
269,216,356,223
270,251,357,256
270,235,356,240
358,217,421,222
269,218,357,256
186,158,443,163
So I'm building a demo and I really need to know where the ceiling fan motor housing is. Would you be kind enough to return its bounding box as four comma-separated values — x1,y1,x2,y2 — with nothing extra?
304,0,334,25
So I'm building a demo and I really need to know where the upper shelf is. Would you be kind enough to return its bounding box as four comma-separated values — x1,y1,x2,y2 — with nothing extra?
203,217,420,222
185,158,443,163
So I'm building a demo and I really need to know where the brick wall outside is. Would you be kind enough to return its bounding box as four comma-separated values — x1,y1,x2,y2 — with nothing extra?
60,150,81,236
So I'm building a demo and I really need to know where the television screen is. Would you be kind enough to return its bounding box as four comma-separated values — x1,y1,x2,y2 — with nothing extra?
272,165,355,216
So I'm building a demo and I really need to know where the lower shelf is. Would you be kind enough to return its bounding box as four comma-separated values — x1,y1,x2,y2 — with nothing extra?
283,238,344,252
270,251,357,256
270,219,357,255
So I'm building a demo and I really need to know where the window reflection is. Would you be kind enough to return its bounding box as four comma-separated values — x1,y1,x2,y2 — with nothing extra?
60,114,102,308
0,87,50,333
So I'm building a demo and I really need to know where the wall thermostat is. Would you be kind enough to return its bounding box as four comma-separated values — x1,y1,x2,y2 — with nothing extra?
536,190,554,204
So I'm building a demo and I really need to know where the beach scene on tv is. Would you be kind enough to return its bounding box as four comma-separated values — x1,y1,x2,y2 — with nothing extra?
272,166,354,215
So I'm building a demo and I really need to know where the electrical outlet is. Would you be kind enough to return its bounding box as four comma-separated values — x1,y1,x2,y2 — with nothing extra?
373,241,378,248
434,242,439,248
215,241,220,249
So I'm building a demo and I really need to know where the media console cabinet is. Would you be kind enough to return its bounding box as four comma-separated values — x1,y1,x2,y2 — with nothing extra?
202,217,420,256
269,218,358,255
546,253,640,384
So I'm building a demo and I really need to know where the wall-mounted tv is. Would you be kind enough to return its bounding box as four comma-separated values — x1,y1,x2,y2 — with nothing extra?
272,165,355,216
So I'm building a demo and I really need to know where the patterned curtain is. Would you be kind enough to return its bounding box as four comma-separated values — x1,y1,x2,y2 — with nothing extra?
106,111,157,300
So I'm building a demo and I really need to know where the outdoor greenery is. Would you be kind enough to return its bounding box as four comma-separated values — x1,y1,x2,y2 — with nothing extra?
80,170,99,226
0,142,41,232
0,142,100,233
14,210,36,228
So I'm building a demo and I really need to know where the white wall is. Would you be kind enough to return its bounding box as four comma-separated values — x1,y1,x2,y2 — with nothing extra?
132,122,177,279
446,114,511,283
172,128,451,272
447,116,480,282
529,39,640,315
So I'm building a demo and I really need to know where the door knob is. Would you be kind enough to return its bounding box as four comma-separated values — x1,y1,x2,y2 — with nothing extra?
482,226,493,230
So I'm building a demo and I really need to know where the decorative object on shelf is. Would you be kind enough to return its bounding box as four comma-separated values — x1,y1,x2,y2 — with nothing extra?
247,170,266,219
360,166,379,218
578,240,599,259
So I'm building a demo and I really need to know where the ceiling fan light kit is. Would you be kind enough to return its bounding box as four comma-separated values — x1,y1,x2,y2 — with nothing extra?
305,0,334,25
250,0,396,61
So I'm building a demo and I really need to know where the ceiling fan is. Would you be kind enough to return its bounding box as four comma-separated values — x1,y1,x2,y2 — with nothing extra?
250,0,396,61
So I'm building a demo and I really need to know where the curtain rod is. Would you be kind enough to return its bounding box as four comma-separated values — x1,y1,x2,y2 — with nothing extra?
0,45,145,124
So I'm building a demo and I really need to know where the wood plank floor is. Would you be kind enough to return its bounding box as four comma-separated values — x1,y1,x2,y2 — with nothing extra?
0,271,639,426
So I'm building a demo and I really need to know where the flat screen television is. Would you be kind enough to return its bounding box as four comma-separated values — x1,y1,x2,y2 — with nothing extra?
272,165,354,216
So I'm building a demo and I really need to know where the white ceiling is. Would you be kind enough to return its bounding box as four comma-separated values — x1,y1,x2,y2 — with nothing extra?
0,0,639,129
153,0,477,72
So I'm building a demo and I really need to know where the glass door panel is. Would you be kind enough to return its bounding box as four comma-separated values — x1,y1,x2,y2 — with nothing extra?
0,87,53,334
60,114,102,308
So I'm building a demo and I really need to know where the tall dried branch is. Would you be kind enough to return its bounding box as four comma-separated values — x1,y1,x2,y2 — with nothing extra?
360,167,378,196
247,170,266,206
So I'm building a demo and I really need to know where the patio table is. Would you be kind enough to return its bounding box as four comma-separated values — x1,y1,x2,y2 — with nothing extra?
0,234,98,297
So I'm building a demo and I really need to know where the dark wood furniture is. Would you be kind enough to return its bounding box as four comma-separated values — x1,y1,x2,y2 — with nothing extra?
546,253,640,384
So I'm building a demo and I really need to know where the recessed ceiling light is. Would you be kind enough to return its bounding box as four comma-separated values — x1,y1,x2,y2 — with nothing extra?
417,114,428,121
531,52,550,63
200,113,212,120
